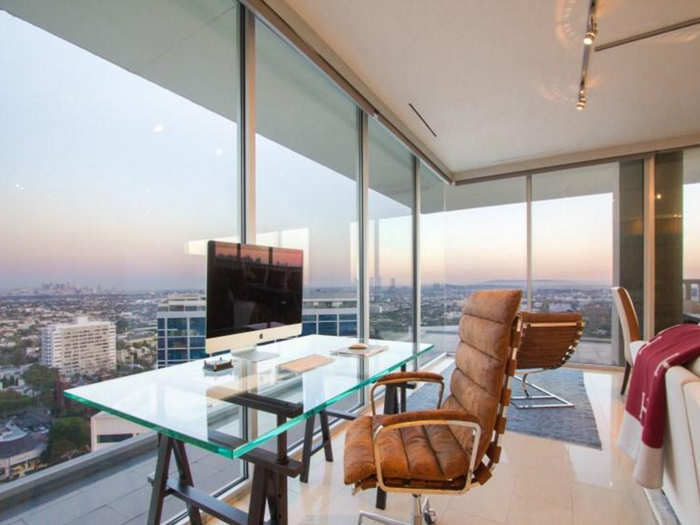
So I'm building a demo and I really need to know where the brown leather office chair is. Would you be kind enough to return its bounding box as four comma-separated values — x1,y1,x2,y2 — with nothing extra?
344,290,522,525
511,312,584,409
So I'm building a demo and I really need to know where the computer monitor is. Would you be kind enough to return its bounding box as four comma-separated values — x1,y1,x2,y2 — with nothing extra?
205,241,303,354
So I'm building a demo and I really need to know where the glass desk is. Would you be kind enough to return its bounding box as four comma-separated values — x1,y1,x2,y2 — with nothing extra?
65,335,434,525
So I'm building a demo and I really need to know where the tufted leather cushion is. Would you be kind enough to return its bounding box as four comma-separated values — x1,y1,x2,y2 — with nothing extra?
343,414,470,488
446,290,522,461
516,311,583,370
344,289,522,490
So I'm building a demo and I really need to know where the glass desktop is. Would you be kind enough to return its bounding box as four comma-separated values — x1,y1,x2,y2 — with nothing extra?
65,335,434,459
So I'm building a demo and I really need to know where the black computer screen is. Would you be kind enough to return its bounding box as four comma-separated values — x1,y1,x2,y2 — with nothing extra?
206,241,303,338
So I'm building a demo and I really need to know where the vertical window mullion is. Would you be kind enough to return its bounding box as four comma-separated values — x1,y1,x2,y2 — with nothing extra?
413,156,420,370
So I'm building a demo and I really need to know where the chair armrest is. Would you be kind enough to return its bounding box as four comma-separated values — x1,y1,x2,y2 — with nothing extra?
371,410,483,492
370,372,445,415
376,371,444,385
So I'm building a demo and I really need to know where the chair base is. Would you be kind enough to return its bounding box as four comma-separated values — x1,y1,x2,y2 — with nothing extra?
511,374,574,409
358,495,436,525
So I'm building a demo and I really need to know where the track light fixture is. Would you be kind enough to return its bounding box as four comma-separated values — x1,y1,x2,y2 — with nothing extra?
583,16,597,45
576,0,597,110
583,29,596,46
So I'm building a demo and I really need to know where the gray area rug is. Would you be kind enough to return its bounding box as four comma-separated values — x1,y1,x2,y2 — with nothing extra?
407,365,602,449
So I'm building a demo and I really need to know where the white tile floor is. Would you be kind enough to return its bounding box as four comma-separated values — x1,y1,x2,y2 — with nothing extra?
213,367,657,525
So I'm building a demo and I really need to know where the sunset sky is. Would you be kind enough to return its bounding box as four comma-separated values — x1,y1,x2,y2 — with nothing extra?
1,11,699,292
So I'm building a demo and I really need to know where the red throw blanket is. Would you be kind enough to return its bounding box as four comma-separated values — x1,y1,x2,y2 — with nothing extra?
618,323,700,488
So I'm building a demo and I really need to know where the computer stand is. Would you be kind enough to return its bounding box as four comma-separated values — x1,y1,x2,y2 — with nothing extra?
231,345,279,362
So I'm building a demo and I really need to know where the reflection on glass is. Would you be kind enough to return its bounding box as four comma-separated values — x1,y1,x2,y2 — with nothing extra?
683,147,700,323
0,2,242,515
254,20,359,341
419,163,447,362
532,164,616,365
368,119,414,342
439,178,527,354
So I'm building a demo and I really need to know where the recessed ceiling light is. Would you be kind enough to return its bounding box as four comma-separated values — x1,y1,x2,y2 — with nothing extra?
215,148,223,157
153,124,165,133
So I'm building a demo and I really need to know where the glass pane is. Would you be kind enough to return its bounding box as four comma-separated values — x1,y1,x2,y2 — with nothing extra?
683,147,700,323
368,119,414,342
253,20,362,440
0,3,242,520
254,20,359,342
419,163,448,363
654,152,684,331
532,164,616,365
443,178,527,354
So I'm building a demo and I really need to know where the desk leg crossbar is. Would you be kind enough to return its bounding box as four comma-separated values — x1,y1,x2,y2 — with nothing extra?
147,434,301,525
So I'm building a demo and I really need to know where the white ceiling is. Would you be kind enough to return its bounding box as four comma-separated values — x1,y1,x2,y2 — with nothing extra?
286,0,700,176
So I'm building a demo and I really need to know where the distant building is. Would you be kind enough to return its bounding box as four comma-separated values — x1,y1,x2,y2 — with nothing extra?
301,298,357,336
156,294,206,368
41,317,116,377
156,293,358,367
0,423,46,481
90,412,147,451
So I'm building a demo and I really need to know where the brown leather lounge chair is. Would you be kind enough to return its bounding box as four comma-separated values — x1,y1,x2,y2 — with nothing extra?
511,312,585,409
343,290,522,525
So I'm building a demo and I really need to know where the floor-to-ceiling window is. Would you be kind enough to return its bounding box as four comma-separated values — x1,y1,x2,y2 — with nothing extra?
0,2,244,519
440,178,527,353
683,147,700,323
254,20,359,340
419,163,447,362
532,164,617,365
368,120,414,342
253,18,362,445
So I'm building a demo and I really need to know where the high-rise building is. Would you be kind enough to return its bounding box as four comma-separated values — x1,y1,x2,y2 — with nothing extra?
156,293,206,368
40,317,116,377
156,294,356,367
301,298,357,336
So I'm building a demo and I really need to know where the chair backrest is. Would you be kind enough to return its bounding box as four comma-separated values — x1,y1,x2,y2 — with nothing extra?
442,289,522,484
611,286,641,364
516,312,584,370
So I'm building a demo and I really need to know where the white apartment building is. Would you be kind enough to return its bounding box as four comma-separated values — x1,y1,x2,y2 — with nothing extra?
41,317,116,377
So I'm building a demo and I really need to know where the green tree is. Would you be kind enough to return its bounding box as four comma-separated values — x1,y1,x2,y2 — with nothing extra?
46,416,90,462
0,346,27,366
0,390,33,416
23,364,56,391
116,319,129,333
23,363,58,410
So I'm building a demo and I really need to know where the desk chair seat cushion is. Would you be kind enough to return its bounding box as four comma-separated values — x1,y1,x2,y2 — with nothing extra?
630,340,647,364
344,411,472,489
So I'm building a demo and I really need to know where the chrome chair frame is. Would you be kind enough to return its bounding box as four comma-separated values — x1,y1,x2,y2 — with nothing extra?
357,419,482,525
369,377,444,416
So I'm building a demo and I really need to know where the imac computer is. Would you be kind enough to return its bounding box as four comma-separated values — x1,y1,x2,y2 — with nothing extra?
205,241,303,361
